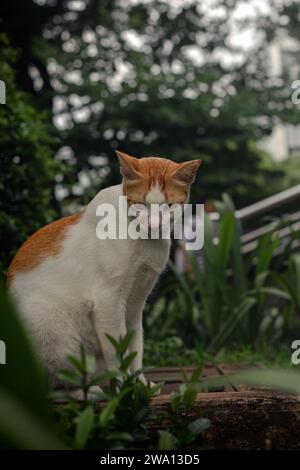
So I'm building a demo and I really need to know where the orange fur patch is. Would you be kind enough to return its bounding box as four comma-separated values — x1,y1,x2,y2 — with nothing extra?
116,151,201,205
7,213,82,285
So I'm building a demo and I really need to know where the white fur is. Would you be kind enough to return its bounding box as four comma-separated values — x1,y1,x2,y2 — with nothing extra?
145,183,165,204
10,184,171,386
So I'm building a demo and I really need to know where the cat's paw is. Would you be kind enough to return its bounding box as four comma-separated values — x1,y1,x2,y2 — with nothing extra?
148,380,162,396
67,385,104,401
87,385,104,401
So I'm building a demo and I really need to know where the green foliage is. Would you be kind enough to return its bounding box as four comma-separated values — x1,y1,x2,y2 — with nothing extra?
54,333,210,450
144,338,293,369
1,0,300,280
159,366,210,450
0,284,64,449
145,194,299,351
0,34,62,279
199,368,300,398
144,337,200,367
274,252,300,312
230,368,300,395
0,290,211,450
22,0,296,208
1,283,299,450
53,332,162,450
278,156,300,191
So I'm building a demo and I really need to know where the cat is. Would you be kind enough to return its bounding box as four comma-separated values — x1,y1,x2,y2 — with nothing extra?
8,151,201,391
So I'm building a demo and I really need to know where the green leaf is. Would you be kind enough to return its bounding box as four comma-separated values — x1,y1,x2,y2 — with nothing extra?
119,330,135,355
0,285,49,418
92,370,122,383
85,355,96,374
107,432,134,443
99,397,119,427
158,431,177,450
57,369,82,387
75,406,94,449
106,330,135,356
291,253,300,306
216,211,234,274
180,384,198,410
170,392,181,413
209,296,256,351
191,365,204,383
254,271,269,290
187,417,211,437
105,334,120,353
67,356,86,374
258,287,291,301
168,259,196,307
0,387,65,449
120,352,137,372
148,381,164,397
255,232,279,276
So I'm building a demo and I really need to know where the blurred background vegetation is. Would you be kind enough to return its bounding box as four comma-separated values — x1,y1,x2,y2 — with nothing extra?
1,0,300,364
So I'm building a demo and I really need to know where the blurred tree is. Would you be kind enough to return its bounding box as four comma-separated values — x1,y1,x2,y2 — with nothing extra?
1,0,299,211
0,0,64,105
32,0,298,208
0,36,62,278
281,0,300,42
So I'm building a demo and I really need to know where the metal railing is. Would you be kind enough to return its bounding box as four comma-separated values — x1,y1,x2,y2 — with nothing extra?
209,185,300,254
210,184,300,222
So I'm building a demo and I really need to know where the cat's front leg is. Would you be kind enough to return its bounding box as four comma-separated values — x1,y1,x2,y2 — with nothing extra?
129,320,159,391
92,301,127,372
127,315,144,378
126,267,160,387
127,300,157,389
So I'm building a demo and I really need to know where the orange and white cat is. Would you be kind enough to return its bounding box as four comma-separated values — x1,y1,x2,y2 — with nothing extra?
8,151,201,389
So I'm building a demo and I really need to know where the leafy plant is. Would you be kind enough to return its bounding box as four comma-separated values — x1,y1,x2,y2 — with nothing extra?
0,34,63,280
146,193,295,351
0,285,211,450
54,332,162,450
26,0,293,211
158,365,210,450
54,334,212,450
0,284,64,449
144,337,200,367
274,252,300,313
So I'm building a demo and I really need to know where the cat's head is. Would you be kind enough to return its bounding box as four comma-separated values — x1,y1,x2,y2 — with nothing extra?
116,150,201,206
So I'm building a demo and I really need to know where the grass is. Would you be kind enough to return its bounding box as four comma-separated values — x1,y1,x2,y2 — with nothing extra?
144,336,294,369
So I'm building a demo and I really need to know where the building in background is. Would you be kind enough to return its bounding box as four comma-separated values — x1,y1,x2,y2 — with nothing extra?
262,32,300,161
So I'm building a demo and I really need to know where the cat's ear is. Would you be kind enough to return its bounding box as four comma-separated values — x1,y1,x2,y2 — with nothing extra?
115,150,141,181
172,160,201,185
